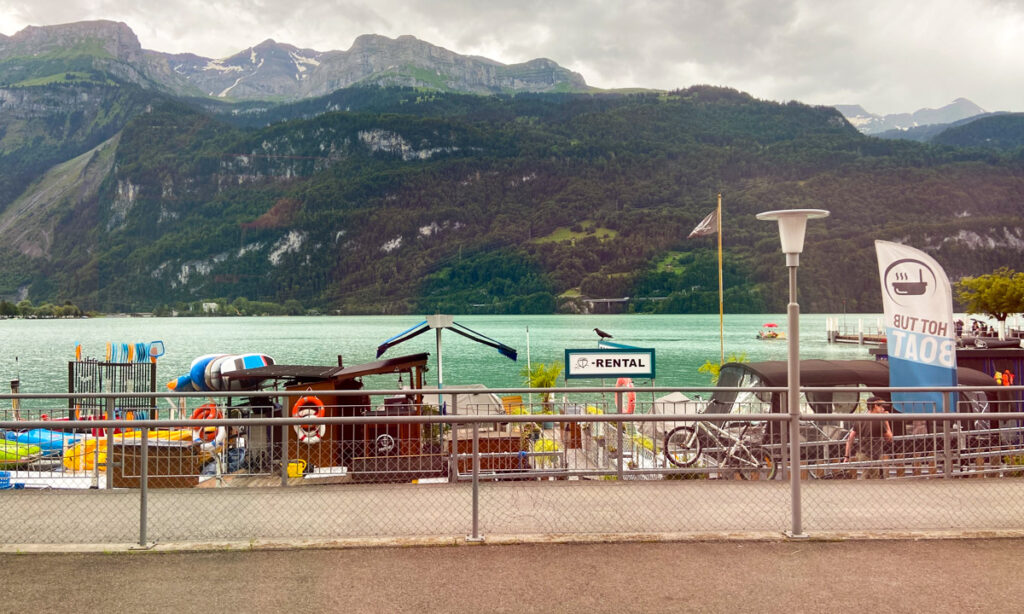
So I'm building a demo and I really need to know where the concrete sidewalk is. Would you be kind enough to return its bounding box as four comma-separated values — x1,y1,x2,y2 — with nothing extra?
3,539,1022,613
2,478,1023,548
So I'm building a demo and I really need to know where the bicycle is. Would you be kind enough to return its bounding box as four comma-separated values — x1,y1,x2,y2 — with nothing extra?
663,421,777,480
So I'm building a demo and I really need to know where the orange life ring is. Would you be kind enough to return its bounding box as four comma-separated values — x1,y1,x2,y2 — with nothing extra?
615,377,636,414
292,396,326,444
191,403,223,442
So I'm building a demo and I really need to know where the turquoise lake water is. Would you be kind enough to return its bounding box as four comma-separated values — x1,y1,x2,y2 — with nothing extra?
0,313,889,395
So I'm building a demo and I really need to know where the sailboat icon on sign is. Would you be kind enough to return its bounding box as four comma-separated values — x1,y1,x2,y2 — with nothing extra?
892,269,928,296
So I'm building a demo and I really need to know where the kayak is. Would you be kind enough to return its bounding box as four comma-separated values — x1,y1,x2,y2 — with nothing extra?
62,429,196,471
0,439,43,468
5,428,82,455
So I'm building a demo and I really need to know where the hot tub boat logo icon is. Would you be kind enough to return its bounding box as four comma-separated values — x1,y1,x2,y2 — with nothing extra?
375,433,396,455
883,257,939,307
892,269,928,295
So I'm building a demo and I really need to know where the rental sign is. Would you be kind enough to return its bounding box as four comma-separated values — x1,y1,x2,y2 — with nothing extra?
564,348,656,379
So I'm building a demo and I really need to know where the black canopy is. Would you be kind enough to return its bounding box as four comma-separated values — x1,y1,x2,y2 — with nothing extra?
723,359,994,389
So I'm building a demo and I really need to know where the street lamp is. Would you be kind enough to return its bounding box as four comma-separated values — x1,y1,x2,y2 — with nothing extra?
756,208,829,539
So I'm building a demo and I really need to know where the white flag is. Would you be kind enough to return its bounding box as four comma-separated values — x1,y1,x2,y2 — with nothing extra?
687,210,718,238
875,240,958,413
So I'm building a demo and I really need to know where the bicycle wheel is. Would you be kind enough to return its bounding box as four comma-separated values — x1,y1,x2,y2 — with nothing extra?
805,447,833,479
664,426,702,467
806,463,827,479
737,447,777,480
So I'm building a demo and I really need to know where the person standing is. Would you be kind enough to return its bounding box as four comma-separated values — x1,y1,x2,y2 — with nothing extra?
844,396,894,478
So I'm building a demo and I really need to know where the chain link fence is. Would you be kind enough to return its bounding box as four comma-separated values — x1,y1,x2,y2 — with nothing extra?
2,386,1024,546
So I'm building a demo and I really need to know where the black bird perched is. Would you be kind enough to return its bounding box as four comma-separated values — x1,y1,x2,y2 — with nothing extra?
594,328,613,339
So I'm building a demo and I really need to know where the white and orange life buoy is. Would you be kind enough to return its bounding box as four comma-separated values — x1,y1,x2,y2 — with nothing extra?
191,402,226,445
292,395,326,444
615,377,636,414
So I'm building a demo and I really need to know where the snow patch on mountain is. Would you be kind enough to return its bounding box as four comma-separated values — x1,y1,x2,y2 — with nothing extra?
203,59,242,73
291,51,320,74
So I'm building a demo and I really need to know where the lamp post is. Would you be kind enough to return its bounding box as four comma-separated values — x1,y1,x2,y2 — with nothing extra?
756,208,829,538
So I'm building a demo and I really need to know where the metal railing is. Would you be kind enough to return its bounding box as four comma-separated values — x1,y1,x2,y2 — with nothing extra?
2,386,1024,546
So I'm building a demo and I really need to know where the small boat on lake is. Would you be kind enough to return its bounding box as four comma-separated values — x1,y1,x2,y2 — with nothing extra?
756,323,785,340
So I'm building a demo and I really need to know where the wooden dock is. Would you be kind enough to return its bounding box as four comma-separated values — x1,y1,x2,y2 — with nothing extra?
829,332,887,345
826,317,886,345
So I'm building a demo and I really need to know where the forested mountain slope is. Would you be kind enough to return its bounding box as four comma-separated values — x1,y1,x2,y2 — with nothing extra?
3,83,1023,315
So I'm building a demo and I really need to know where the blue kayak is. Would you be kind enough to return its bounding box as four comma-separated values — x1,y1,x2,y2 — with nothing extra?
5,429,82,455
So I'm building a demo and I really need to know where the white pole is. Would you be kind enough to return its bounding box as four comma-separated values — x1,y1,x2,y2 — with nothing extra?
526,326,533,411
436,327,444,412
426,315,453,414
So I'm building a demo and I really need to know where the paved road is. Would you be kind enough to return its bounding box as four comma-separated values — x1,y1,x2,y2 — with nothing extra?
3,539,1023,613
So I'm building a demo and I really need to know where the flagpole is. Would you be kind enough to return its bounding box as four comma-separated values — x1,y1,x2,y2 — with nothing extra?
717,193,724,364
526,326,532,410
686,199,725,364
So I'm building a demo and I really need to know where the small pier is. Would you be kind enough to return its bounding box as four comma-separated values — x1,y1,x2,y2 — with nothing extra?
826,317,886,345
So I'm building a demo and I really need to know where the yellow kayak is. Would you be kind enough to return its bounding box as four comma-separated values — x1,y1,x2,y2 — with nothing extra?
62,429,195,471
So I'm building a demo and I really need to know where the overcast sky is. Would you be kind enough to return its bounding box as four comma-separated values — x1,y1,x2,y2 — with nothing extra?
2,0,1022,115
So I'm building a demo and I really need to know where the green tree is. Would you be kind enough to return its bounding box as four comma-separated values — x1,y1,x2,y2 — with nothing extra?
698,353,748,384
61,300,81,317
520,361,563,410
16,300,33,317
955,267,1024,338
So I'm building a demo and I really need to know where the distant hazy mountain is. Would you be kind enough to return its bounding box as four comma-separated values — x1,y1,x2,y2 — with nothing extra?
0,20,590,101
835,98,986,135
931,113,1024,150
873,112,1010,143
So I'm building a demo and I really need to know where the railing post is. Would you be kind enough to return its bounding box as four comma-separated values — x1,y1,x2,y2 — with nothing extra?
467,422,483,542
105,396,115,490
615,390,624,480
942,392,953,478
779,400,790,480
450,417,459,484
139,426,149,547
280,410,290,487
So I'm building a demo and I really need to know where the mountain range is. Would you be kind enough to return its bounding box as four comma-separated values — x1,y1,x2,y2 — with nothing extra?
1,21,1023,316
834,98,988,136
0,20,589,101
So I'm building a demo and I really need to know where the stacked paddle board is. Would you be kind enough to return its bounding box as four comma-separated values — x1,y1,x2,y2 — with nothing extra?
168,353,275,392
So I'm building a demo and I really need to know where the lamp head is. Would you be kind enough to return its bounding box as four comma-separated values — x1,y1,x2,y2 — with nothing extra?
427,314,454,329
756,209,829,266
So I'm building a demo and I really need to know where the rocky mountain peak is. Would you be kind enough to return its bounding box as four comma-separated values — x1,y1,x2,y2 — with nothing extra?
0,20,141,61
253,39,282,51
